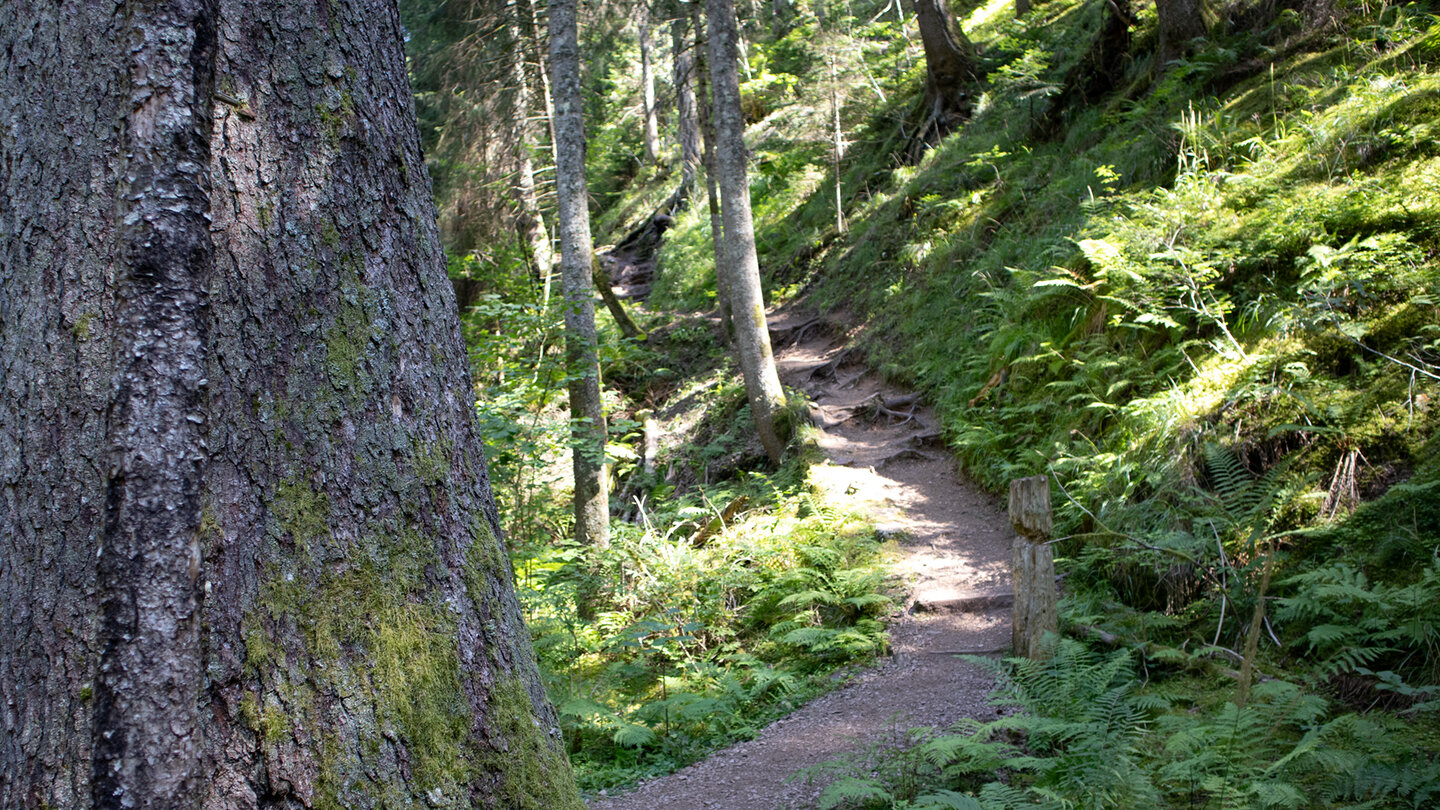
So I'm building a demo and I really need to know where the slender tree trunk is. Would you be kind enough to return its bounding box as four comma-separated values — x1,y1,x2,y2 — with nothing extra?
910,0,976,142
694,3,734,341
0,0,582,807
829,50,847,235
673,15,702,199
521,0,560,307
1156,0,1206,66
511,0,555,293
593,254,647,340
638,2,662,166
1016,0,1031,16
550,0,612,551
706,0,789,464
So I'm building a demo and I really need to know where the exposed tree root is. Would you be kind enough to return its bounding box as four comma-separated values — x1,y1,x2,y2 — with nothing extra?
878,448,933,467
807,348,855,382
769,317,824,349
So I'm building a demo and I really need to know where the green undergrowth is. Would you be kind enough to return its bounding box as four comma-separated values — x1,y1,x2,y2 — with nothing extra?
802,636,1440,810
454,274,893,794
515,465,893,793
591,0,1440,804
425,0,1440,801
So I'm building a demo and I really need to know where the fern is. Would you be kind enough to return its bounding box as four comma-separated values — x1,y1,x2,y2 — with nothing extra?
908,790,986,810
1276,561,1440,684
819,777,894,810
611,721,657,748
1204,442,1263,516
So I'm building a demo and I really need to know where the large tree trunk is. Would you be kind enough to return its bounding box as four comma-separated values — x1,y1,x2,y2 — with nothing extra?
706,0,790,464
0,0,582,807
911,0,976,144
1156,0,1206,65
549,0,612,552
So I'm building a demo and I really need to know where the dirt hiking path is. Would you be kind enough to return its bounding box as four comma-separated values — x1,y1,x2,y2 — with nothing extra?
588,310,1014,810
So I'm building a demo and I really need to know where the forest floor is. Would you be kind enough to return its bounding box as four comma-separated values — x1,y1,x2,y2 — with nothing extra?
587,308,1016,810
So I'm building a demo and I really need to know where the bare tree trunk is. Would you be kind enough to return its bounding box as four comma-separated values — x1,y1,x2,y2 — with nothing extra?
594,254,647,340
550,0,612,552
829,50,847,235
706,0,790,464
910,0,976,144
0,0,582,807
511,0,555,292
521,0,561,306
1016,0,1031,16
638,1,662,166
673,14,702,199
694,3,734,341
1156,0,1206,66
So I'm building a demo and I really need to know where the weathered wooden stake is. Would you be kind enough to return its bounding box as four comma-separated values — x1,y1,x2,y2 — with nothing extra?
1010,475,1058,659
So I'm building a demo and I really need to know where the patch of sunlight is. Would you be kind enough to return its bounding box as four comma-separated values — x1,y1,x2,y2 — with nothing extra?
1399,156,1440,216
964,0,1014,34
1123,350,1263,433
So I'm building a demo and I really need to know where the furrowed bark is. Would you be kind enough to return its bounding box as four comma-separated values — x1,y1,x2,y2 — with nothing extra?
92,1,220,805
910,0,975,146
2,1,583,807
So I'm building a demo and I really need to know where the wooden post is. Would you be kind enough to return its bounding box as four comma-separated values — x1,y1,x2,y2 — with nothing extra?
1010,475,1057,659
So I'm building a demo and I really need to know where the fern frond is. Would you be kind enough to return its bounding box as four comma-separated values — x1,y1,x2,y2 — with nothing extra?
910,790,986,810
818,776,892,810
611,722,656,748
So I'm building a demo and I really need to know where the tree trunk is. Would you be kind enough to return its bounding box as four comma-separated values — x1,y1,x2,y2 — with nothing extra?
1016,0,1031,16
511,0,556,295
0,0,582,807
693,3,734,342
706,0,790,464
549,0,612,551
1156,0,1206,66
638,2,662,166
520,0,560,306
910,0,976,144
1036,0,1133,137
828,50,847,235
673,15,702,200
593,254,647,341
